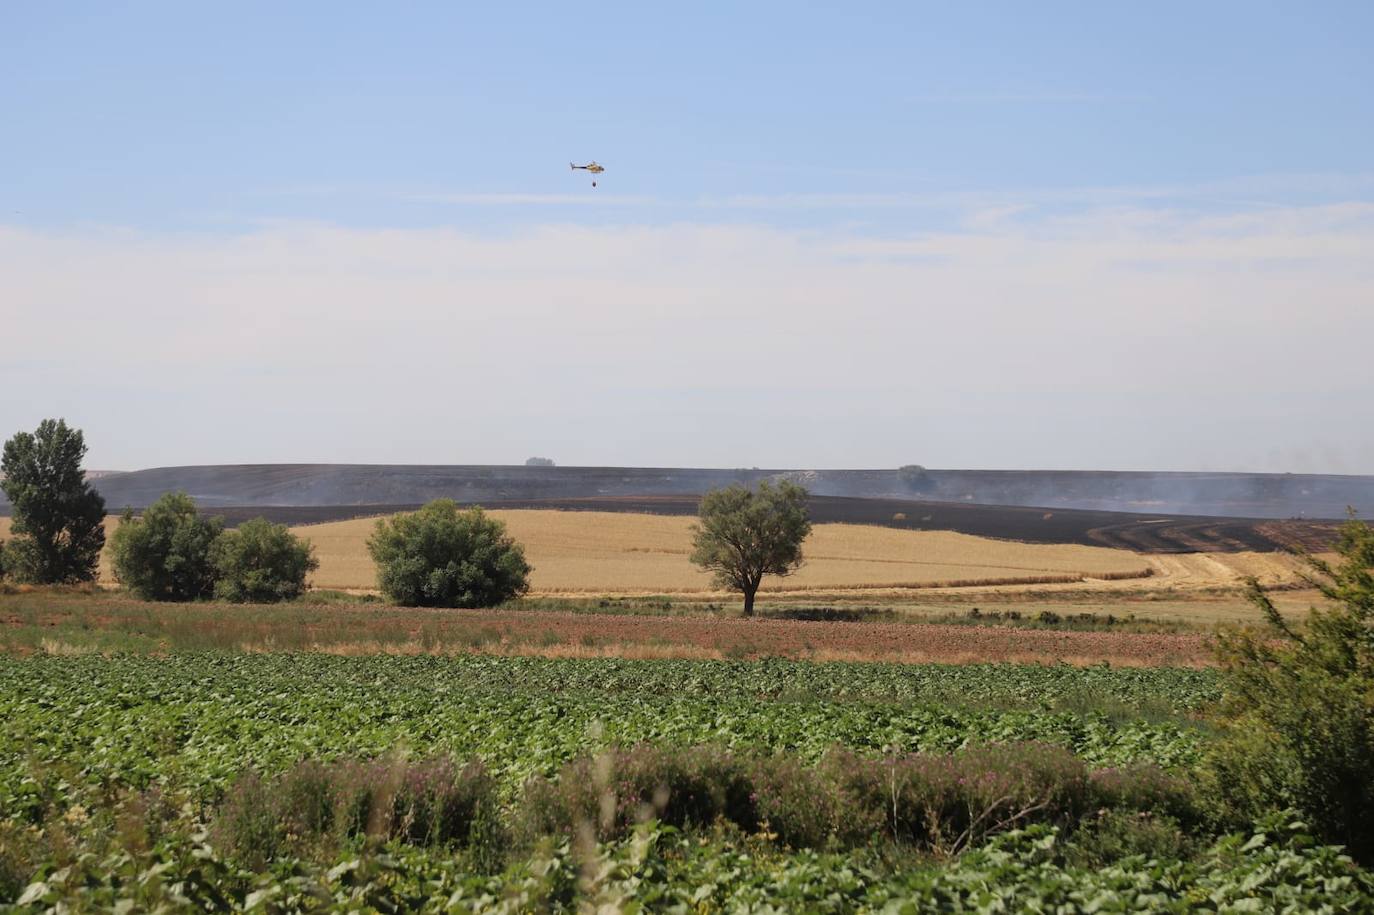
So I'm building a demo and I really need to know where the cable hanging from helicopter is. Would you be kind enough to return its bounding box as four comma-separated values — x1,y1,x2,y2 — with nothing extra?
570,161,605,188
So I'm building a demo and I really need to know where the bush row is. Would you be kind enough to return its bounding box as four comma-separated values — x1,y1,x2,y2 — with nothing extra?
110,492,317,602
213,742,1202,866
521,742,1201,851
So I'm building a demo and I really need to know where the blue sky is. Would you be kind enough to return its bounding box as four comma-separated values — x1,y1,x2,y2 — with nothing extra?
3,3,1373,472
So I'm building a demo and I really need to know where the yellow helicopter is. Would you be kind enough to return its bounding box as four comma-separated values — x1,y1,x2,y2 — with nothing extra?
570,161,605,187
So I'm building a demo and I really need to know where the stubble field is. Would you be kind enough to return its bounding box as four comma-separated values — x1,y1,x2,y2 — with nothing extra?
0,510,1318,607
297,510,1149,593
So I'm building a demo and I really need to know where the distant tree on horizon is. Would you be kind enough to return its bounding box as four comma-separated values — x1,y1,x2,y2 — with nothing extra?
690,480,811,617
898,464,935,494
525,456,556,467
0,419,106,583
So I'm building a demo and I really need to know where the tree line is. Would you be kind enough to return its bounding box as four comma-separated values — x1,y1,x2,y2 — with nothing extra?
1,420,810,614
0,421,319,603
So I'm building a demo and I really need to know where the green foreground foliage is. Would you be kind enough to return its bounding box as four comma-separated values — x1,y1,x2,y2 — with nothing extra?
0,419,105,584
4,814,1369,912
0,653,1369,909
1211,514,1374,863
0,654,1209,821
368,500,532,608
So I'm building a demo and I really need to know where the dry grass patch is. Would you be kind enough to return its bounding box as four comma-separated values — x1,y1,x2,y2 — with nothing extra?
0,590,1215,666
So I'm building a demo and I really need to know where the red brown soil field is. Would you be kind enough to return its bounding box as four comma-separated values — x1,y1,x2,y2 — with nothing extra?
0,597,1212,667
414,609,1212,666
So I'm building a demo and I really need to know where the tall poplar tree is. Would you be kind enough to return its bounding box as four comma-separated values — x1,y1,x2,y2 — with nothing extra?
1,419,106,583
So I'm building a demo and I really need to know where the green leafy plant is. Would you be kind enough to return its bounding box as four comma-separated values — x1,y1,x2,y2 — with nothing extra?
1210,514,1374,862
366,500,531,608
1062,809,1198,868
6,795,1372,911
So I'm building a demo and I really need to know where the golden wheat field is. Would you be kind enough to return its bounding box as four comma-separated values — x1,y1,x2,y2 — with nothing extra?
0,511,1316,599
293,510,1157,594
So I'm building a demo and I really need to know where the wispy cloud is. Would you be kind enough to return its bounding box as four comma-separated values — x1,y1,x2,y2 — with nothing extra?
906,90,1152,104
707,174,1374,213
2,198,1371,471
398,172,1374,216
405,192,662,207
250,174,1374,234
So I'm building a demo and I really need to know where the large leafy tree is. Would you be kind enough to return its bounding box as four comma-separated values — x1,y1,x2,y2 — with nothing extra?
1210,513,1374,862
367,499,531,608
690,480,812,616
0,419,107,583
109,492,224,601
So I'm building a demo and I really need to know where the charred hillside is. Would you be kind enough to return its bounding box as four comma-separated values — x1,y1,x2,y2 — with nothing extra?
6,463,1368,520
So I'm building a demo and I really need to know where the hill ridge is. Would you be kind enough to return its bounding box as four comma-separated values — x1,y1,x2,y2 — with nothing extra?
3,463,1367,520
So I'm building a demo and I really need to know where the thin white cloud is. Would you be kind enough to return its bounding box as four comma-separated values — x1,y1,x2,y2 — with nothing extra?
397,173,1374,215
905,91,1153,104
762,174,1374,213
1,201,1371,472
407,192,662,207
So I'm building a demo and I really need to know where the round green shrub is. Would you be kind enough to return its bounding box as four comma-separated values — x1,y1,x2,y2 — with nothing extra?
366,499,531,608
109,492,223,601
211,518,318,603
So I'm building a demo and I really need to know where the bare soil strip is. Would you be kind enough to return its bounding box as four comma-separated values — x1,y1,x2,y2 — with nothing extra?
413,608,1212,666
0,597,1212,666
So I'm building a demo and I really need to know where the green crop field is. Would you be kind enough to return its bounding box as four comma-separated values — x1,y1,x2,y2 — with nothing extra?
3,652,1369,911
0,655,1214,809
